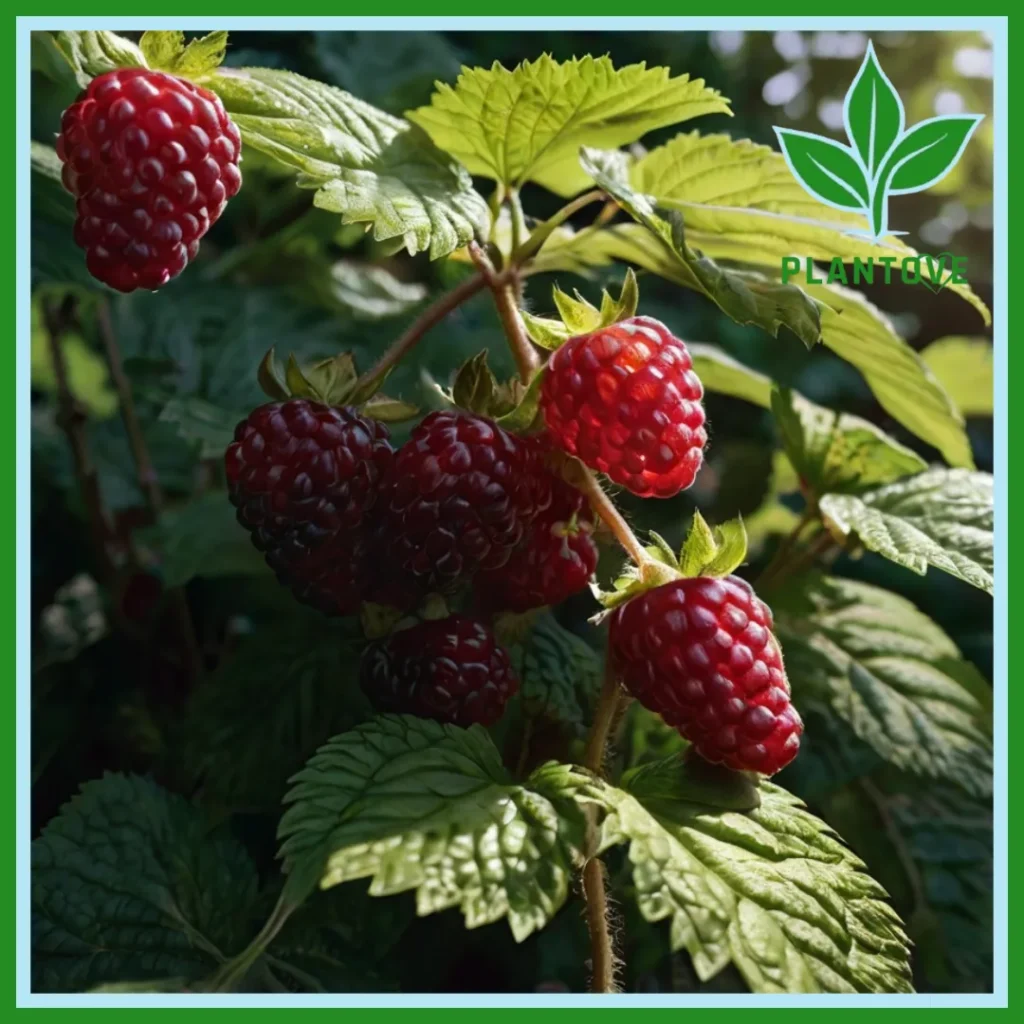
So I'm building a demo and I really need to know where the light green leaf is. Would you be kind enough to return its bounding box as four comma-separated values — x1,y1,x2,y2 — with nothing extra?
687,343,773,408
803,282,974,468
359,394,420,424
773,574,992,797
328,262,427,320
31,141,63,183
771,387,927,496
921,336,993,417
494,365,546,433
32,774,259,992
628,131,988,322
140,30,228,78
408,54,731,197
201,67,490,260
591,762,913,993
820,468,992,594
678,510,748,579
54,30,147,88
521,270,639,350
520,310,574,351
510,613,602,727
278,715,589,942
530,224,613,277
579,150,822,348
184,616,367,811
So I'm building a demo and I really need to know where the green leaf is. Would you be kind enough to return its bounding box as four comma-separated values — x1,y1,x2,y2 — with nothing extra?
158,396,243,459
774,574,992,797
137,492,269,587
31,141,63,183
408,54,731,197
771,387,926,496
774,130,869,210
521,270,639,350
591,765,913,993
687,343,773,408
520,310,574,351
883,117,984,194
328,262,427,320
552,284,603,335
451,350,515,417
183,616,367,811
32,774,259,992
201,67,490,260
579,151,822,348
802,282,974,468
495,366,546,432
844,41,904,179
510,613,602,727
625,131,987,319
921,336,993,417
678,510,748,579
819,468,992,594
54,30,147,88
278,716,590,942
140,30,228,78
358,393,420,424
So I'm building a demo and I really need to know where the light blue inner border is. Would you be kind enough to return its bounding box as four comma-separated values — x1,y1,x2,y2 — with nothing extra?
16,15,1009,1010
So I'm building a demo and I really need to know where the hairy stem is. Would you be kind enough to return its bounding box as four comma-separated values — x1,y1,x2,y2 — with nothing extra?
356,271,490,393
575,465,650,568
96,300,204,682
42,300,119,582
584,665,624,775
468,241,540,383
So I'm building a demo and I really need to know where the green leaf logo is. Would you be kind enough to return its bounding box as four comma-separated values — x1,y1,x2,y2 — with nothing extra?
774,41,983,242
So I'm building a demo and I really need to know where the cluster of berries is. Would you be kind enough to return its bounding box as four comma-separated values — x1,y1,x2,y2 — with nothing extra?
57,70,800,776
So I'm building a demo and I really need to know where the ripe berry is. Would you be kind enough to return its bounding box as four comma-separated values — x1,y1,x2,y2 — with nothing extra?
540,316,706,498
608,575,802,775
225,400,393,616
361,615,519,727
370,411,547,603
475,471,598,613
56,68,242,293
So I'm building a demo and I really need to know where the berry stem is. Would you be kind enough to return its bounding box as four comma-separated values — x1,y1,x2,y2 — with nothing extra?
468,241,541,383
96,299,204,684
356,270,494,394
584,665,625,775
576,465,651,568
509,188,606,267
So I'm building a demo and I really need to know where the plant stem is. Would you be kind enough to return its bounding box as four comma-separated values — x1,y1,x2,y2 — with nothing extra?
582,856,615,993
42,300,119,582
468,242,540,383
860,777,926,913
509,188,606,266
576,466,650,568
96,300,204,683
584,665,624,775
764,530,837,591
515,717,534,779
207,886,298,992
755,506,817,589
356,271,490,394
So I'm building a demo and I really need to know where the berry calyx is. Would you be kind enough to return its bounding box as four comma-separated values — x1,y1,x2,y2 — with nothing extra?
360,615,519,727
540,316,707,498
57,68,242,293
225,399,393,616
608,575,802,775
370,411,547,604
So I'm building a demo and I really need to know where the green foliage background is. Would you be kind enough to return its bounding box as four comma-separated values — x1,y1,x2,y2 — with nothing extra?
30,30,993,995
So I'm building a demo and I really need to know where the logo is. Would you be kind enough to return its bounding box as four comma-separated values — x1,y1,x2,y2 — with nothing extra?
773,40,982,292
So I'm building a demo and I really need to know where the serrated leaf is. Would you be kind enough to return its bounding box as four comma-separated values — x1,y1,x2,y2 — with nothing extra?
678,511,747,579
580,151,822,348
278,716,590,942
54,30,147,88
137,492,269,587
32,774,259,992
201,67,490,260
183,616,367,811
921,336,993,417
140,30,228,78
819,468,992,594
774,574,991,797
408,54,731,197
802,282,974,468
771,387,926,496
844,42,904,179
591,766,913,993
626,131,987,319
510,613,602,727
328,262,427,320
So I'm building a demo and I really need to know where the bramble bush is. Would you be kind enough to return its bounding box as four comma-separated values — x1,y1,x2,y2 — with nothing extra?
30,29,993,995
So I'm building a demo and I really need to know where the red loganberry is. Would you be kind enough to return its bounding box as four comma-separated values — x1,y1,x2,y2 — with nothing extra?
369,411,548,605
225,400,393,616
540,316,707,498
56,68,242,293
608,575,802,775
360,615,519,727
475,469,598,613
